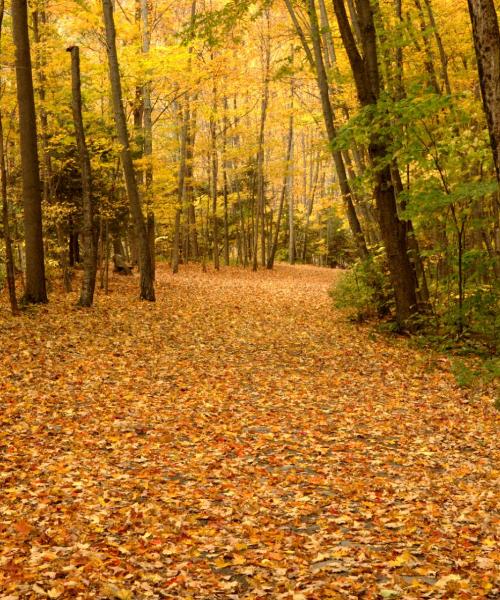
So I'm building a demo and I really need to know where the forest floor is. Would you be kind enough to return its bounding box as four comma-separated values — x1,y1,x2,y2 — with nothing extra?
0,264,498,599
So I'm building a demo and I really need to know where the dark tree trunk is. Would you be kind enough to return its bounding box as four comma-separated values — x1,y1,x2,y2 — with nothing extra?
332,0,419,325
102,0,155,301
11,0,47,304
147,211,155,279
172,209,181,274
68,219,80,266
0,2,18,314
68,46,98,307
468,0,500,183
0,112,19,315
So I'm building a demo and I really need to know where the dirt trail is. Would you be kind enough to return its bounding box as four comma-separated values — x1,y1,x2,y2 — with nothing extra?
0,265,498,598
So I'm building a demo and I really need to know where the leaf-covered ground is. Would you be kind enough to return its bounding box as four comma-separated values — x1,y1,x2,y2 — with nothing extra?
0,265,498,599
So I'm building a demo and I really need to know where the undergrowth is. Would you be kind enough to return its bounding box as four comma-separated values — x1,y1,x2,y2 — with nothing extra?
331,259,499,407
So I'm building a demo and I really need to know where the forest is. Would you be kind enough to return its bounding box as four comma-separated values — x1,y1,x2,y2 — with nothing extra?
0,0,499,598
0,0,498,332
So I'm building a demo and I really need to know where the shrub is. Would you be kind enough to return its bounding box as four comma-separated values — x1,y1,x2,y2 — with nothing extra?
330,258,392,321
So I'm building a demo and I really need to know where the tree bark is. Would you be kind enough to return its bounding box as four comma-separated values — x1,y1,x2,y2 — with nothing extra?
468,0,500,183
102,0,155,301
68,46,98,307
11,0,47,304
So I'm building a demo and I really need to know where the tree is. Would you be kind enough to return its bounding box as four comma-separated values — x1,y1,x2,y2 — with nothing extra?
332,0,419,326
102,0,155,301
68,46,98,307
11,0,47,303
0,0,18,315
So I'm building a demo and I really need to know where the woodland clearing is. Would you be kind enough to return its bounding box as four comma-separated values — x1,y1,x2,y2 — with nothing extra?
0,264,499,599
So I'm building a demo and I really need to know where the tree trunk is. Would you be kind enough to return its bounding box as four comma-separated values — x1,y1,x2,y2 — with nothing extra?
186,108,199,260
101,0,155,301
141,0,155,279
222,97,230,266
268,113,294,269
318,0,336,68
0,113,19,315
68,46,98,307
0,2,18,314
11,0,47,304
172,101,189,274
423,0,452,95
31,8,51,204
172,208,181,273
332,0,419,325
468,0,500,183
394,0,405,100
210,77,220,270
302,151,320,262
253,15,271,271
33,7,73,293
413,0,441,93
104,220,110,294
185,1,199,261
288,135,295,265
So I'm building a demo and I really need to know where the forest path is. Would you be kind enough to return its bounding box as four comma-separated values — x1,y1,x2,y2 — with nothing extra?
0,264,498,598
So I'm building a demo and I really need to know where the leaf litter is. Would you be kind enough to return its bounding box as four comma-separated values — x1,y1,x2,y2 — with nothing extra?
0,264,498,598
